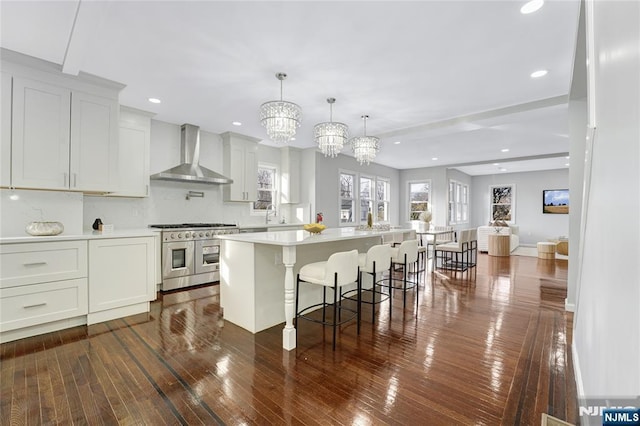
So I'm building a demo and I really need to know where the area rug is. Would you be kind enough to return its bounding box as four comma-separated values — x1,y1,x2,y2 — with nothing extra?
511,246,569,260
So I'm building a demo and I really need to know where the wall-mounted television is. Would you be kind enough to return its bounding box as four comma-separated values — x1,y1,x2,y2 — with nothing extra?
543,189,569,214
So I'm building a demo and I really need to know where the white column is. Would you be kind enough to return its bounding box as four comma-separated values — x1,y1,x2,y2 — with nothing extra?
282,245,297,350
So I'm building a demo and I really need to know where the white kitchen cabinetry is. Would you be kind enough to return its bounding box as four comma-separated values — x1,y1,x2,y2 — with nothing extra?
88,237,156,325
108,106,154,197
0,240,88,343
11,77,119,192
1,72,11,187
1,48,124,192
222,132,261,202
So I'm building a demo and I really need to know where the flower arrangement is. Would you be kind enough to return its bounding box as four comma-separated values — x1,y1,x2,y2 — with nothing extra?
418,211,432,223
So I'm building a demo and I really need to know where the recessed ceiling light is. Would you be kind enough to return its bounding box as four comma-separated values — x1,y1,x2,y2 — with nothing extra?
431,157,438,161
148,98,161,104
565,156,570,159
493,163,500,166
521,0,544,14
232,121,242,126
499,168,507,172
565,163,570,166
291,137,296,141
501,148,510,152
393,141,401,145
530,70,548,78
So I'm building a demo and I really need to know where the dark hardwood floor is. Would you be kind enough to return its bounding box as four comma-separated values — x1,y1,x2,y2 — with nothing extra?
1,253,578,425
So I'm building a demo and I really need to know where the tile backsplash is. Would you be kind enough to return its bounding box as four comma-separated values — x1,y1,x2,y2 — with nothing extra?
0,189,83,237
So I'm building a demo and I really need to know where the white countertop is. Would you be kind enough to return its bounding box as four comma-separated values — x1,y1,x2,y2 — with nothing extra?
237,223,303,230
0,228,160,244
218,227,412,247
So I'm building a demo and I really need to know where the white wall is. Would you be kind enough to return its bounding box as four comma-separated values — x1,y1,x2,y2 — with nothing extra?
314,152,401,228
471,169,569,246
573,0,640,411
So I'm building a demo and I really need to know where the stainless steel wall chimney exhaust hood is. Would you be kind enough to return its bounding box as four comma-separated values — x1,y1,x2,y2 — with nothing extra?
151,124,233,184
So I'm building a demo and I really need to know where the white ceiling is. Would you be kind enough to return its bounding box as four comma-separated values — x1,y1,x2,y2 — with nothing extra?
0,0,580,175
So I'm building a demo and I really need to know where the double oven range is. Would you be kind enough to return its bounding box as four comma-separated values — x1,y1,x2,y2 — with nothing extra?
149,223,239,292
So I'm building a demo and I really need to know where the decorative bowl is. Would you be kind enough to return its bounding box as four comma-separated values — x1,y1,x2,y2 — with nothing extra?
303,224,326,234
25,221,64,236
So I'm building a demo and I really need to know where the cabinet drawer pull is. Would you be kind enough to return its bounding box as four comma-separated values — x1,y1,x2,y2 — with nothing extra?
23,261,47,267
23,302,47,309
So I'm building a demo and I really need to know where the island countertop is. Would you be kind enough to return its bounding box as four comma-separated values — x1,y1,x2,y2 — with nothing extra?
218,227,412,246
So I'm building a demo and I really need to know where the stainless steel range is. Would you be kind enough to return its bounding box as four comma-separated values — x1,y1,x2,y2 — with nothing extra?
149,223,239,291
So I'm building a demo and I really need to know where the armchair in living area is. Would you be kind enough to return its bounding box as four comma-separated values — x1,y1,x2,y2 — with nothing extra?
477,225,520,253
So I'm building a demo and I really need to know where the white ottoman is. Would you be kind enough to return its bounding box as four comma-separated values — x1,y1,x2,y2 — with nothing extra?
537,242,556,259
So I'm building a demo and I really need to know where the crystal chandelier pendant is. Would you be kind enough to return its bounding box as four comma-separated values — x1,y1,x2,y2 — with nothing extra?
260,73,302,144
313,98,349,157
350,115,380,165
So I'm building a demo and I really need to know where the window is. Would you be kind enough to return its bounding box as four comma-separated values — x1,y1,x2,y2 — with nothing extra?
340,172,355,224
408,181,430,220
376,179,390,222
448,179,469,224
339,171,390,225
359,176,374,222
253,165,277,212
489,184,515,222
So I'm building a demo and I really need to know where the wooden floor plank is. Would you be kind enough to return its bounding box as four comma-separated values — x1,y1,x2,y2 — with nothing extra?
0,254,578,425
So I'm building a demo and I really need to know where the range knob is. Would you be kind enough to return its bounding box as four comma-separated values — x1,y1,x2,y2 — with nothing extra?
199,232,204,237
178,233,183,238
205,231,210,237
185,232,191,238
170,233,176,239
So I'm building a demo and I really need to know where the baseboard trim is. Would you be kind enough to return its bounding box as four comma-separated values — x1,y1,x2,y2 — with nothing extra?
565,300,576,312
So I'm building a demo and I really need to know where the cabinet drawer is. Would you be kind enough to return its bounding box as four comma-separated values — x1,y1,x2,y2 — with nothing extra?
0,241,87,288
0,278,88,332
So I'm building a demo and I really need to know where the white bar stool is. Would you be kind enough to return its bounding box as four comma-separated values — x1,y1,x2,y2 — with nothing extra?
389,239,420,313
342,244,392,324
295,249,360,350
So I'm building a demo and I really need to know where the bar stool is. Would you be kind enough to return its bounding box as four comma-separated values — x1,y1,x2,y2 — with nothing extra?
388,239,419,312
295,249,360,350
342,244,392,324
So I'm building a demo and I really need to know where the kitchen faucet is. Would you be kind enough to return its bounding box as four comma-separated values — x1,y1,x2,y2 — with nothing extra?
265,204,277,224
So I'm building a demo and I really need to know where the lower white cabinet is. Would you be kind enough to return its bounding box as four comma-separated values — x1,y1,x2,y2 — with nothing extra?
0,235,157,342
0,240,88,342
88,236,156,324
0,278,88,332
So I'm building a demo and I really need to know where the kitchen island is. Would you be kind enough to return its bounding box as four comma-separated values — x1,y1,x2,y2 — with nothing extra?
217,227,414,350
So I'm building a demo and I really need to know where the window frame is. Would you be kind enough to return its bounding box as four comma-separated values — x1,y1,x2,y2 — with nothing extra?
251,163,279,215
489,184,515,223
338,169,391,227
407,180,431,221
339,171,357,225
448,179,469,225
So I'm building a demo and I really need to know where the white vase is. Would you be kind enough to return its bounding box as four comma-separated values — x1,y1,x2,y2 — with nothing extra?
25,221,64,236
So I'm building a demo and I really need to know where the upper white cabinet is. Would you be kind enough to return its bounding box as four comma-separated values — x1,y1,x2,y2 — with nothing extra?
108,106,154,197
70,90,119,191
1,48,124,193
222,132,261,202
11,77,119,191
1,72,11,187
